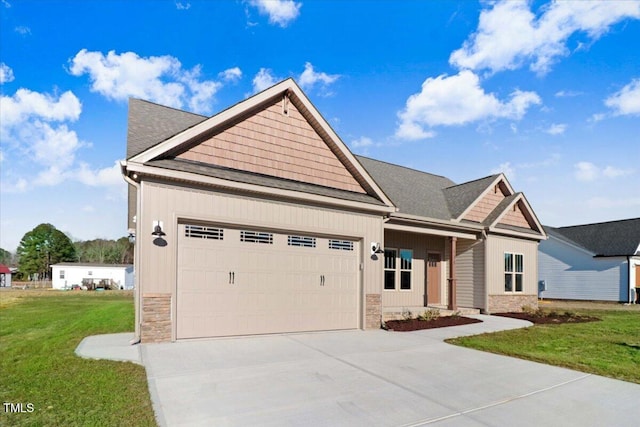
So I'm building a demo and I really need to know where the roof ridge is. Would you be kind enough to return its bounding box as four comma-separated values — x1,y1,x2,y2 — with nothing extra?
355,155,451,181
443,174,500,190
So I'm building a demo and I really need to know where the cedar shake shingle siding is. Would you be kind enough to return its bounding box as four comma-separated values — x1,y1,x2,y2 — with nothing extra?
178,98,366,194
463,186,507,222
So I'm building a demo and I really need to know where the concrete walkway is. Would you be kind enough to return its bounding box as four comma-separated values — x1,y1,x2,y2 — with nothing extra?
76,315,640,426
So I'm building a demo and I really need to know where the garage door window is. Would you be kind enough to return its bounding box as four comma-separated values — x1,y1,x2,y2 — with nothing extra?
328,239,354,251
288,235,316,247
185,225,224,240
241,230,273,244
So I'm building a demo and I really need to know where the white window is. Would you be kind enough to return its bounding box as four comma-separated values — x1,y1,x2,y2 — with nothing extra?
504,253,523,292
60,270,65,279
384,248,413,291
384,249,396,290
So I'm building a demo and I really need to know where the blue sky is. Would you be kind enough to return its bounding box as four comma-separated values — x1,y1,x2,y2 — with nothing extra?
1,0,639,252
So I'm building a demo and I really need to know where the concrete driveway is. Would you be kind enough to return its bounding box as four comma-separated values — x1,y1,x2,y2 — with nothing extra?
134,316,640,426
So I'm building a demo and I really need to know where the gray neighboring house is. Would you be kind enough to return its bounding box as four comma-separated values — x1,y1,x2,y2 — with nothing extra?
539,218,640,303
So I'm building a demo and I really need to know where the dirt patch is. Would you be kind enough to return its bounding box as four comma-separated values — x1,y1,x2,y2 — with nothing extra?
384,316,482,332
494,311,600,325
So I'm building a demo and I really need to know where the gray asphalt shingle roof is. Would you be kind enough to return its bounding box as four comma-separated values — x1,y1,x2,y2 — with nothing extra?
442,175,500,219
127,99,207,159
148,158,386,206
545,218,640,256
355,156,456,220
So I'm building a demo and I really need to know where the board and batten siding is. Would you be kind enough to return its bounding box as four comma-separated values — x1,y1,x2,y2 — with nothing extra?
456,239,486,310
485,234,539,295
538,237,629,302
136,180,384,321
383,230,446,308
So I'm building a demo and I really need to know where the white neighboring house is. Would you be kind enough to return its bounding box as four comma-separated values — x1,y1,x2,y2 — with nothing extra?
539,218,640,303
51,263,135,290
0,264,12,287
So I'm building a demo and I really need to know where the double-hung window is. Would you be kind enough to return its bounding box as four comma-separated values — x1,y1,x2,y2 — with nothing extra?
384,248,413,291
504,253,523,292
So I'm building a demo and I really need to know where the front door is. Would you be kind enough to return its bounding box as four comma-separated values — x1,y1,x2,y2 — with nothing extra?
426,253,441,305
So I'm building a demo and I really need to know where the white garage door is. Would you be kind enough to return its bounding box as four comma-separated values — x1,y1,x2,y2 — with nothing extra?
176,223,360,339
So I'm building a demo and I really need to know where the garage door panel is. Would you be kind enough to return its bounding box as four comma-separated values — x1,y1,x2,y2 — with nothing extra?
177,224,359,339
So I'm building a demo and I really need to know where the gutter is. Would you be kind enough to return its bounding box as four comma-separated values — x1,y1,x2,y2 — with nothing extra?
121,161,142,344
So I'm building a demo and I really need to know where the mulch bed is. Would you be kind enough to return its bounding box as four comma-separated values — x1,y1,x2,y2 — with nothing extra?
384,316,482,332
494,311,600,325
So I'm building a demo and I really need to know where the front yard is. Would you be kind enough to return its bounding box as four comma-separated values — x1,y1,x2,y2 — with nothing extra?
0,289,156,426
448,301,640,384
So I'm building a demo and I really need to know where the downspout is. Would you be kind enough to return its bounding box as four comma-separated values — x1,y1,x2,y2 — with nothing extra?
628,256,633,305
482,229,489,314
448,237,457,310
122,163,142,344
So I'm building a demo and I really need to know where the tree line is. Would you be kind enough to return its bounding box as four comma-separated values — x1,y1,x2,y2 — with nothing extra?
1,223,134,280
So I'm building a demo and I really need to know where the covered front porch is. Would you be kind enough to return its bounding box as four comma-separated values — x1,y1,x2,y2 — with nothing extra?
381,216,485,320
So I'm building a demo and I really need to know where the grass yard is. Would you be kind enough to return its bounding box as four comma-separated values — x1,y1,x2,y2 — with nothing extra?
448,303,640,384
0,289,156,426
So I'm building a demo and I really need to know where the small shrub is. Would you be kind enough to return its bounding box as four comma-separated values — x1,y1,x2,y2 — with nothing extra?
402,308,413,320
418,308,440,321
451,310,462,319
522,305,538,315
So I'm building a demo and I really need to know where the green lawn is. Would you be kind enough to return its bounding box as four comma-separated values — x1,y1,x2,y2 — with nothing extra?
448,306,640,384
0,290,156,426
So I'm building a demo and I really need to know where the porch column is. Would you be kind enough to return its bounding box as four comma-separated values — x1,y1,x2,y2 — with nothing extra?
448,237,457,310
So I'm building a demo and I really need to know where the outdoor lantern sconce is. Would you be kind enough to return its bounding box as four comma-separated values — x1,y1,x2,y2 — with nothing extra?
151,224,167,237
152,221,168,247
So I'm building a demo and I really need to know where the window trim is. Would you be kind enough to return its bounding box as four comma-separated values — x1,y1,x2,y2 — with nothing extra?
504,252,524,293
399,249,413,291
384,248,397,291
384,248,413,292
59,270,65,279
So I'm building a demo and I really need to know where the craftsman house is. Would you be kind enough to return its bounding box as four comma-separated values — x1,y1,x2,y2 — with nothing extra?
121,79,546,343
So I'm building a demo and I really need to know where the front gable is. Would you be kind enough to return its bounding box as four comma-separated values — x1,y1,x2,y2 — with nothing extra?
128,79,393,207
175,94,366,194
458,175,545,238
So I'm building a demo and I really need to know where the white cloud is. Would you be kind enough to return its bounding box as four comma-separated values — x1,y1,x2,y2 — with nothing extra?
554,90,582,98
0,89,81,135
250,0,301,27
0,63,14,84
605,78,640,116
395,70,540,140
545,123,567,135
2,0,10,8
298,62,339,94
219,67,242,82
450,0,640,75
175,1,190,10
574,161,634,182
69,49,224,114
14,26,30,35
491,162,516,180
75,160,124,187
351,136,373,148
252,68,279,93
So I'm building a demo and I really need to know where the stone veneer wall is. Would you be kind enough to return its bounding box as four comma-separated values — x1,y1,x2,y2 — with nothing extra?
488,294,538,313
141,293,172,343
365,294,382,329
